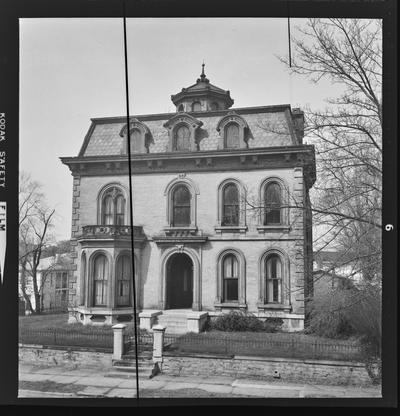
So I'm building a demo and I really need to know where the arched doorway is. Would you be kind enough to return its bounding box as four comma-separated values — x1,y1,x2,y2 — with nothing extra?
166,253,193,309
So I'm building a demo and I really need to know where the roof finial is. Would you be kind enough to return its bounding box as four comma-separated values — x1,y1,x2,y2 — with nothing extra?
200,61,206,81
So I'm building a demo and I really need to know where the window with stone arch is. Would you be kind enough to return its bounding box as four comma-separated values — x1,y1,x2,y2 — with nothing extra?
222,183,239,226
172,185,191,227
216,179,247,232
174,124,191,151
222,253,239,302
191,101,201,112
116,254,131,307
93,254,108,306
264,182,282,225
225,123,240,149
265,254,282,303
215,248,246,307
100,186,126,226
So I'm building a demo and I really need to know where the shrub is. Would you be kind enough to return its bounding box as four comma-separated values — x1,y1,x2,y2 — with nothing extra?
306,288,355,339
208,311,265,332
263,317,284,333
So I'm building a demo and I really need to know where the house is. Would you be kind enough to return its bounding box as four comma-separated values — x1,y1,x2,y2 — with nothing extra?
313,250,363,285
61,66,316,332
19,253,72,314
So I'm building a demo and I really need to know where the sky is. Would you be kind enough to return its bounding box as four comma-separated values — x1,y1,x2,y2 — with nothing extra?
20,18,335,241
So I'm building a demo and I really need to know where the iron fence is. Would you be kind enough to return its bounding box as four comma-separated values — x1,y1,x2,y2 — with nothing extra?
19,328,114,351
163,333,365,361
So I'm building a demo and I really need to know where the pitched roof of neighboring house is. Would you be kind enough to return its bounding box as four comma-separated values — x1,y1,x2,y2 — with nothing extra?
313,269,355,289
37,253,73,271
313,250,356,267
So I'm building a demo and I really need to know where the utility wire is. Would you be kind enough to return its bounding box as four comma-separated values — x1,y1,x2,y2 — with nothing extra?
122,1,140,402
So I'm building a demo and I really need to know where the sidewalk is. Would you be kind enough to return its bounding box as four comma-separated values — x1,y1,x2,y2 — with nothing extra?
18,363,382,399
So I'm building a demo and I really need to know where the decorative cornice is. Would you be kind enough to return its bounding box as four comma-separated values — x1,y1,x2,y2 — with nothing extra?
60,145,316,187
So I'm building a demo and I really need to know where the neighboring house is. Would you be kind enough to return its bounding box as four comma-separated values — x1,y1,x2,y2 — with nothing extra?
312,269,355,302
313,250,363,285
19,253,72,314
61,66,316,331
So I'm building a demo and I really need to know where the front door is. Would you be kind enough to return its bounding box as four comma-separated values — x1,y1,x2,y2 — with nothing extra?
166,253,193,309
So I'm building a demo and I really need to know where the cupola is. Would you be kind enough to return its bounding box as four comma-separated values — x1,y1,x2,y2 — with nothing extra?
171,63,234,113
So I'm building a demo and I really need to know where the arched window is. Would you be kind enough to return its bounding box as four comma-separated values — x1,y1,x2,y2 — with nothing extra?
101,187,126,226
264,183,282,225
222,184,239,226
192,101,201,112
210,102,219,111
102,195,114,225
225,123,240,149
93,255,108,306
115,195,125,225
223,254,239,302
130,129,142,153
174,125,191,151
116,255,131,306
178,104,184,112
265,254,282,303
172,185,191,227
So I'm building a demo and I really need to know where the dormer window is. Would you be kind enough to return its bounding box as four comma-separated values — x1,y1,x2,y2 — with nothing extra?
211,102,219,111
217,111,249,149
174,125,191,151
119,118,150,154
192,101,201,112
225,123,240,149
163,113,203,152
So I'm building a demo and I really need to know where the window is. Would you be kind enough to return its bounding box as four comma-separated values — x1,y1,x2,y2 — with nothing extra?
55,272,68,309
265,255,282,303
178,104,184,112
210,102,219,111
217,112,248,149
223,254,239,302
264,183,282,225
192,101,201,112
222,184,239,226
130,129,142,153
93,255,108,306
119,118,150,154
174,125,191,151
116,255,131,306
172,185,191,226
225,123,240,149
101,187,126,225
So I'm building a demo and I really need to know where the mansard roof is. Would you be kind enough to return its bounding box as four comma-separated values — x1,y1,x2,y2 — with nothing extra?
76,105,303,157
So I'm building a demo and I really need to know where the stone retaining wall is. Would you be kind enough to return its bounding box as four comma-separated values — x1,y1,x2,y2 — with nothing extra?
162,353,373,386
19,344,112,369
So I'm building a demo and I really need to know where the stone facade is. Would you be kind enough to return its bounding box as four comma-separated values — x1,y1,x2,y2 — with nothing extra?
61,69,316,330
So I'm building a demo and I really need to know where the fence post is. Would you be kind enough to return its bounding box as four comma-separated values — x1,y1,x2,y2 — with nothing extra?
112,324,127,361
152,325,166,368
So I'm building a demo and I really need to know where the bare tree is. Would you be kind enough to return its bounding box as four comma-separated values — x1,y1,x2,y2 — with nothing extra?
277,18,382,283
19,172,56,314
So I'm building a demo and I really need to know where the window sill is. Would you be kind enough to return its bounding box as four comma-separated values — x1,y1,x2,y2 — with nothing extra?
257,303,291,312
214,302,247,309
164,226,198,236
257,225,290,233
215,225,247,234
